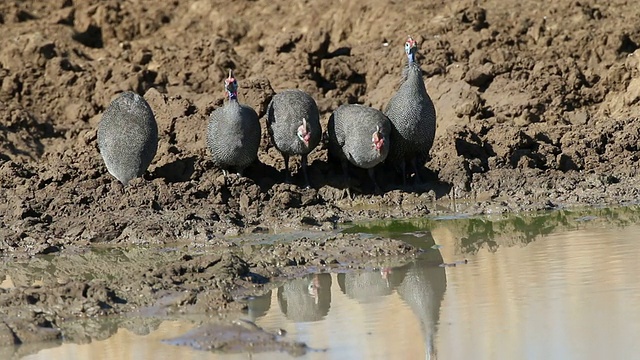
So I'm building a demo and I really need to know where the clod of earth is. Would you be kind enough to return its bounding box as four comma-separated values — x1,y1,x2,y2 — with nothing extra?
162,319,310,356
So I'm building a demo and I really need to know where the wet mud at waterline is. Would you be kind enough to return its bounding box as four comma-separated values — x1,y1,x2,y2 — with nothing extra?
1,0,640,356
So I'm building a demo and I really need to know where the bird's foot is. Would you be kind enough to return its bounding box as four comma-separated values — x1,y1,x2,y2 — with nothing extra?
340,187,353,201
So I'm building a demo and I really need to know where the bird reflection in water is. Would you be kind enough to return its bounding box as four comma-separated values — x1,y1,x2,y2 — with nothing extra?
247,247,447,359
277,273,332,322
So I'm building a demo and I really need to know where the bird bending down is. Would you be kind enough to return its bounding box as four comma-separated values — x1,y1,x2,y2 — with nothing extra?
97,91,158,186
207,70,261,178
267,89,321,188
384,36,437,186
328,104,390,193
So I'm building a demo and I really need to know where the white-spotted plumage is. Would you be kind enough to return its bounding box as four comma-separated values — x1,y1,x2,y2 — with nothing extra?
207,70,261,176
328,104,390,191
384,36,437,185
267,89,321,187
97,91,158,186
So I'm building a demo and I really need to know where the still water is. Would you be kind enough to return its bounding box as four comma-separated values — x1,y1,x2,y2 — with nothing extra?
17,207,640,359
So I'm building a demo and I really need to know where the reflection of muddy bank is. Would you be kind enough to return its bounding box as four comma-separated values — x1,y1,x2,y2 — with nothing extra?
248,242,447,359
435,224,640,359
0,232,418,351
14,320,242,360
347,205,640,257
13,220,640,359
0,316,165,360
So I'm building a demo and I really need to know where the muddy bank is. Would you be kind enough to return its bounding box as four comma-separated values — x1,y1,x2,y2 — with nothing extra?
0,232,418,353
4,204,639,356
1,0,640,251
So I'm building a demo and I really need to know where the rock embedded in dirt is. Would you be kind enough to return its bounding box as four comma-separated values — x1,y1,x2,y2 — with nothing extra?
162,320,309,356
464,64,494,87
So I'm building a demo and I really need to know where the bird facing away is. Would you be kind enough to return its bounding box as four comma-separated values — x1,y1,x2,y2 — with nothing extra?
328,104,390,192
97,91,158,186
384,36,437,186
266,89,321,188
207,70,261,177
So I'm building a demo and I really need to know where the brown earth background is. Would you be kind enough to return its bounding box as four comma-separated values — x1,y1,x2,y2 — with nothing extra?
1,0,640,247
1,0,640,353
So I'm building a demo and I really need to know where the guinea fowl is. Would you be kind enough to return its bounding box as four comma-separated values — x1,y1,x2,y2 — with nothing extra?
97,91,158,186
207,70,261,177
384,36,437,186
327,104,390,193
266,89,321,188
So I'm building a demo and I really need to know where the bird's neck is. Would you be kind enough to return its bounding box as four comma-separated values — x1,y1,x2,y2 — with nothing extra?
407,52,417,64
404,62,424,82
399,64,427,98
227,91,238,101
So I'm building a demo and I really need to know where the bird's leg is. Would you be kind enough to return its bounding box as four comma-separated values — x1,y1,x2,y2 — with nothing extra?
400,159,407,187
117,180,127,198
301,154,311,189
222,169,229,186
341,160,350,184
380,267,392,287
283,154,291,183
411,157,423,185
341,160,352,200
368,167,382,194
113,178,125,194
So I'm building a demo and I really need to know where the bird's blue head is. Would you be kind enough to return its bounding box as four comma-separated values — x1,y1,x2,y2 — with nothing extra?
224,69,238,100
405,36,418,64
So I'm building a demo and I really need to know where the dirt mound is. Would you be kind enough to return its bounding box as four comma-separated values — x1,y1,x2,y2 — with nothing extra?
2,0,640,249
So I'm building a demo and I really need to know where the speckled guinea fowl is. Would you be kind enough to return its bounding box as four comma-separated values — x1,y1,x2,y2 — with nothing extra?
327,104,390,192
266,89,321,187
97,91,158,186
384,36,437,185
207,70,261,176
